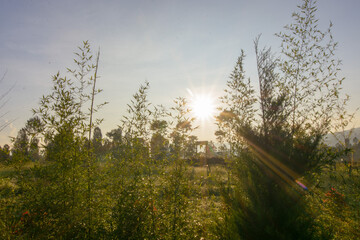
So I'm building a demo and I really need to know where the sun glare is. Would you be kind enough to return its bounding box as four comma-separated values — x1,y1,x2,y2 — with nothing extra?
191,94,215,121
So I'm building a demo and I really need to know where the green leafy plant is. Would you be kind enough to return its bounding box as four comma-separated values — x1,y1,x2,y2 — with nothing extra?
216,0,353,239
12,41,106,239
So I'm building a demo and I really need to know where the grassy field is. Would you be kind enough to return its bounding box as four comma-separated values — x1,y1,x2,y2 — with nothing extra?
1,160,359,239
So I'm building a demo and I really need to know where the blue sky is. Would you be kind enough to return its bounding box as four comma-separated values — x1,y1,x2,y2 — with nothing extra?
1,0,360,145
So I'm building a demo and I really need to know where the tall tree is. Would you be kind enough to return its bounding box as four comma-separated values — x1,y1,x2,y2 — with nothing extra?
150,108,169,161
121,81,151,143
11,128,29,163
216,50,257,153
110,81,157,239
0,144,10,164
276,0,346,136
92,126,103,157
18,41,105,239
163,97,199,240
217,0,349,238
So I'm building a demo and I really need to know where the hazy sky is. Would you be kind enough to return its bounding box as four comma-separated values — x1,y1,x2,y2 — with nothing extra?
1,0,360,145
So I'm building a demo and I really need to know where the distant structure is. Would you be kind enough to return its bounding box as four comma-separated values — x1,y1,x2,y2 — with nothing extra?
196,141,210,158
195,141,225,166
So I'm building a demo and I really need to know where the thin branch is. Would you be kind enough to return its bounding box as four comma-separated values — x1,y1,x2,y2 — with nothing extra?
88,47,100,143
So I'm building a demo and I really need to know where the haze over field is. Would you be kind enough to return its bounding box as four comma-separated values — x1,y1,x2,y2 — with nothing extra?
1,0,359,145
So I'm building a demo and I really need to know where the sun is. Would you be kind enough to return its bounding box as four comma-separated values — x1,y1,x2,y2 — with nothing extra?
191,94,215,121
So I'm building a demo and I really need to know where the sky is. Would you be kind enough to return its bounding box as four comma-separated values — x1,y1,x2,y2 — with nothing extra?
0,0,360,145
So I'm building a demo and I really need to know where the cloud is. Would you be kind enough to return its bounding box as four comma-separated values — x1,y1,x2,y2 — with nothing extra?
9,122,17,138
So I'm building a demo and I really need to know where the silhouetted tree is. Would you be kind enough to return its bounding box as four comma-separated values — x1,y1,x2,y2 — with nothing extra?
150,119,169,160
0,144,10,164
92,126,103,158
